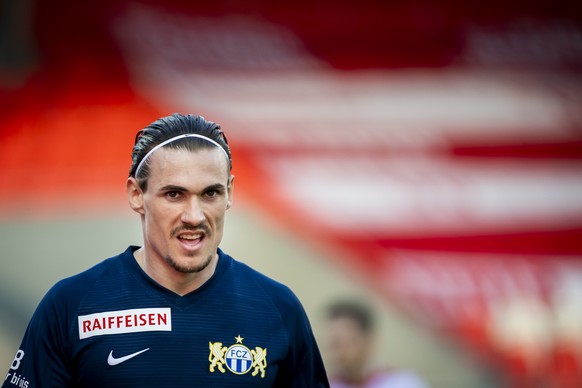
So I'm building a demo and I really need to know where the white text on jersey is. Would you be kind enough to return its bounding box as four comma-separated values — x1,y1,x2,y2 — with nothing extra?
78,308,172,339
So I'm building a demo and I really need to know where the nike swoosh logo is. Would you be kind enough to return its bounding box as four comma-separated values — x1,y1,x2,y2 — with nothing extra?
107,348,150,366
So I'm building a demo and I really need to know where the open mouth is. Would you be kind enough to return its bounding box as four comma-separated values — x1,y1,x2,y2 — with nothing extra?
177,232,204,249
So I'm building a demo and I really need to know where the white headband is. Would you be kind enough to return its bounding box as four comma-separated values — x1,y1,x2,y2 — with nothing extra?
134,133,230,177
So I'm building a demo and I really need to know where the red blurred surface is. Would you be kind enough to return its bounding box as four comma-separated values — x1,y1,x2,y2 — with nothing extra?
1,1,582,386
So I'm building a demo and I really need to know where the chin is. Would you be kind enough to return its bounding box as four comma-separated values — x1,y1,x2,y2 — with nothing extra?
165,253,213,274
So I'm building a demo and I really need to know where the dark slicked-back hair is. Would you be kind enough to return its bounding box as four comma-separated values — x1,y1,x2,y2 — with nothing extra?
327,299,375,334
129,113,232,191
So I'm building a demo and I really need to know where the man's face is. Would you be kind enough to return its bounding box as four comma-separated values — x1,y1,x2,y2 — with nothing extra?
131,146,233,275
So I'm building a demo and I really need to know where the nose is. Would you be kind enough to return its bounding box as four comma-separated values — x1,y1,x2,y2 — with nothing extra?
180,197,205,225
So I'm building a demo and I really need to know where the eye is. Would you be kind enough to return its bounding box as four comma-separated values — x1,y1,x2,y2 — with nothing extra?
205,190,218,198
165,191,182,200
204,187,225,199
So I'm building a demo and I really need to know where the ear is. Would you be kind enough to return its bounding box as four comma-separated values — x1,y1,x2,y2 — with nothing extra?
226,175,235,210
126,177,145,215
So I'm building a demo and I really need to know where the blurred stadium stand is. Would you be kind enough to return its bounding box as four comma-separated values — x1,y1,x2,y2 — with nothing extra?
1,1,582,386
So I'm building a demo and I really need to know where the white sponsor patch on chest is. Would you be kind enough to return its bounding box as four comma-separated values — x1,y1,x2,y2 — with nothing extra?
78,308,172,339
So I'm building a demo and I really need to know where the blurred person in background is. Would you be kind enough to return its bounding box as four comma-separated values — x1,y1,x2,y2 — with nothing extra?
326,299,428,388
2,113,329,387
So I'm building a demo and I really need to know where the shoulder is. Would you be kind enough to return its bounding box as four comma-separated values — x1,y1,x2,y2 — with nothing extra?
25,248,132,346
235,260,295,294
41,248,130,309
226,253,302,307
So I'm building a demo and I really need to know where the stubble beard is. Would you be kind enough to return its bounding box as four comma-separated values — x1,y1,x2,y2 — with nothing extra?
164,252,214,274
166,223,215,273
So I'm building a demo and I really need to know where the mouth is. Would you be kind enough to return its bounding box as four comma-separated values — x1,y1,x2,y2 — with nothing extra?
176,231,205,250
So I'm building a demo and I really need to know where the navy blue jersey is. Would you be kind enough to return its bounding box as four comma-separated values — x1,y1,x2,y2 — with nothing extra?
3,246,329,387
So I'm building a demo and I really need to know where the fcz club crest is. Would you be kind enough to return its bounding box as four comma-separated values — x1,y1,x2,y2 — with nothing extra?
209,335,267,378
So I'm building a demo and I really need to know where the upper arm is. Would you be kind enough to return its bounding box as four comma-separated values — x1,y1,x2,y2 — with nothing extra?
3,287,74,388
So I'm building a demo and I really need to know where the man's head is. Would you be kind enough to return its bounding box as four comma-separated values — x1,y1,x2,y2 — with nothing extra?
325,300,376,382
129,113,232,191
126,113,234,278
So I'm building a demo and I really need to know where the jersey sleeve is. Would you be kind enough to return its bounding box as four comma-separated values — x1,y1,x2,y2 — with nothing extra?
266,283,329,387
286,300,329,388
3,283,74,388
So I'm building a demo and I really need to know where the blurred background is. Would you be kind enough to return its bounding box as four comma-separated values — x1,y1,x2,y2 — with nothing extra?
1,1,582,387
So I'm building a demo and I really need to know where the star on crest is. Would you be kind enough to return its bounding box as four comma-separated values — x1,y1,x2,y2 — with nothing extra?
235,334,244,343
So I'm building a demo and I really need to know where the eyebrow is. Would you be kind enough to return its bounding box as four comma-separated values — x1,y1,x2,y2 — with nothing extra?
159,183,226,193
202,183,227,193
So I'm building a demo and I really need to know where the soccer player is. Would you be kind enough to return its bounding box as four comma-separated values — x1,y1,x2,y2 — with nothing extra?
3,113,329,387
